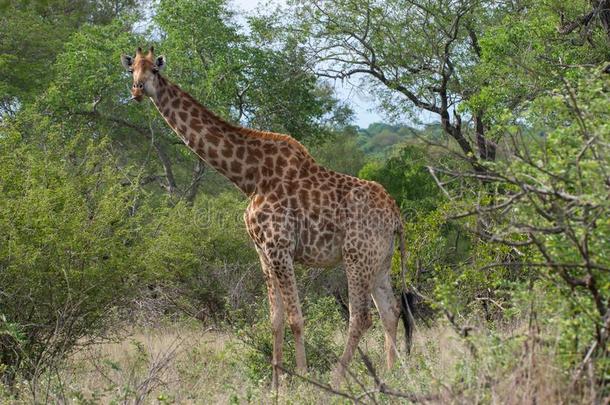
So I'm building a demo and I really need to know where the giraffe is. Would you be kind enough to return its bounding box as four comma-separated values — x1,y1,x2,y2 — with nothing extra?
120,47,414,388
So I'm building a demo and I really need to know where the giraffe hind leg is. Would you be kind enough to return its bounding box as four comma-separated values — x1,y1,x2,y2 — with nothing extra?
332,253,374,387
372,270,400,369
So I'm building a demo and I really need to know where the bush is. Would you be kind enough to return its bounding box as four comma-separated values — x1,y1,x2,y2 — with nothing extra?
236,296,344,383
426,72,610,389
483,74,610,373
0,123,147,383
138,192,261,321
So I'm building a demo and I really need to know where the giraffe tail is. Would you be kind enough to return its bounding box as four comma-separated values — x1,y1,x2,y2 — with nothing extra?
397,221,416,355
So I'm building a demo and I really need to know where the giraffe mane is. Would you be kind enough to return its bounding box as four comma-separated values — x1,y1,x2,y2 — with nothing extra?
239,128,314,160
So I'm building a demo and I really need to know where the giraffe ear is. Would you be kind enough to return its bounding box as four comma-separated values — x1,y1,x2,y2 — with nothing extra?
153,55,165,72
120,54,134,71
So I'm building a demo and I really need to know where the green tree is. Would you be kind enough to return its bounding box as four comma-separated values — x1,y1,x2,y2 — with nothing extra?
155,0,351,138
0,0,137,118
308,126,367,176
359,144,442,215
465,0,610,126
38,0,352,203
286,0,498,167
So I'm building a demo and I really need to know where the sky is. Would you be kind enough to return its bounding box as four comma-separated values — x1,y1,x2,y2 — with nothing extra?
231,0,385,128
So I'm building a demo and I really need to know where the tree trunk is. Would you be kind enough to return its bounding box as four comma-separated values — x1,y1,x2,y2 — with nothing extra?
184,159,206,204
475,114,496,161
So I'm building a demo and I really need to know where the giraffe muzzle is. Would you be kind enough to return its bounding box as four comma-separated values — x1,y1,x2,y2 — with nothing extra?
130,93,144,102
131,82,145,102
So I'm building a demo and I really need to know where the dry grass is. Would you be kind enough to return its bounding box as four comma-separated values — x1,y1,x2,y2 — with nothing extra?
3,317,582,404
47,326,248,404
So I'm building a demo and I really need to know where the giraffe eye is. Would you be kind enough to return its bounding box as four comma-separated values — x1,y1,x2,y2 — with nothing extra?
128,68,133,73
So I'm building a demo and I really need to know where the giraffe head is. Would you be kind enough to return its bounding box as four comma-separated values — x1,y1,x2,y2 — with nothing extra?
120,46,165,102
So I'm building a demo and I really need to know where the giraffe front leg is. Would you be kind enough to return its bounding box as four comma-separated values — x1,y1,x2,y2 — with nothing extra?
278,270,307,375
258,249,285,389
287,300,306,374
268,278,285,390
266,249,307,376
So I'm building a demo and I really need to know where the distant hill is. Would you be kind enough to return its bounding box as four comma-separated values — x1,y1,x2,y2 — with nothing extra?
356,122,443,157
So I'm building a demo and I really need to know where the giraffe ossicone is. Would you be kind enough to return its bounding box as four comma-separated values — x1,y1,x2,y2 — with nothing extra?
121,46,414,389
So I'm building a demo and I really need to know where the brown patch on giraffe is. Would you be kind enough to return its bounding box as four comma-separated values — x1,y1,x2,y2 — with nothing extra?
261,165,274,177
299,189,309,209
276,156,287,171
285,182,297,196
220,160,228,172
191,120,203,133
316,233,332,248
311,189,321,206
231,160,242,173
257,212,269,223
222,143,234,158
286,168,298,179
245,148,263,165
207,133,221,147
165,112,176,126
263,143,278,155
236,146,245,160
171,98,180,109
245,168,256,181
179,111,189,122
230,133,245,145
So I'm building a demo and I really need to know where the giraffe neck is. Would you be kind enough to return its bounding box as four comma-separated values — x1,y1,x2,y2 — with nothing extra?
151,75,264,194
